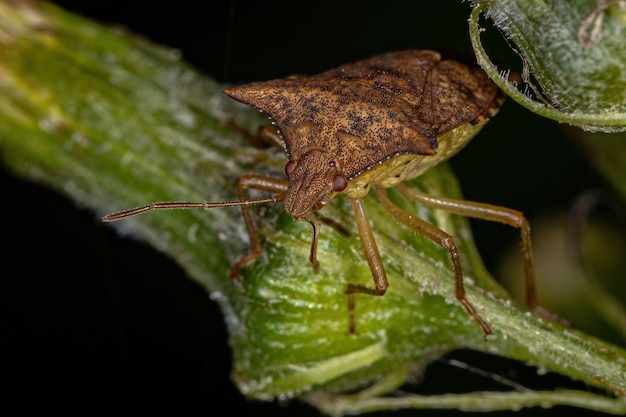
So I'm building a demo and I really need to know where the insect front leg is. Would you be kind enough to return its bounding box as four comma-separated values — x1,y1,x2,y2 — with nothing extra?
229,174,288,280
376,187,492,337
223,121,285,151
258,125,286,150
302,212,324,272
345,198,389,334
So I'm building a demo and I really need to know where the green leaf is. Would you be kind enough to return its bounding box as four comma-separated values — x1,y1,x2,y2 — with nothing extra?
1,1,625,414
469,0,626,132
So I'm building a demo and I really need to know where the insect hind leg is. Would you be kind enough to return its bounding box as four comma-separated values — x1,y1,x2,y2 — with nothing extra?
395,183,569,327
376,187,492,337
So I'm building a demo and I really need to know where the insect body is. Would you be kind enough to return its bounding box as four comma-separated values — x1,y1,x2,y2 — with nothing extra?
104,50,537,337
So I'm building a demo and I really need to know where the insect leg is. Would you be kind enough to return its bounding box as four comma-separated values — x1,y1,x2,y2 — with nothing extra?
376,187,492,337
396,184,568,326
345,198,389,333
395,183,537,309
304,212,352,273
223,120,285,150
229,174,288,280
302,212,323,272
258,125,286,150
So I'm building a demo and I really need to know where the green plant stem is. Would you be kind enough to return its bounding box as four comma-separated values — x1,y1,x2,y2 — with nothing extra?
0,1,625,414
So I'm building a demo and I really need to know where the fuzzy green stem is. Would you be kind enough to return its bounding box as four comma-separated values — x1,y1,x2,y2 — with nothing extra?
0,1,625,414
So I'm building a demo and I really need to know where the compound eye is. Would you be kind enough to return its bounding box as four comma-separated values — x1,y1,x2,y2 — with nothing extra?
285,161,296,176
332,174,348,192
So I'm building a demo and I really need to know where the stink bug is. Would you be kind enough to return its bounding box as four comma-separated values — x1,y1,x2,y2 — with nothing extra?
103,50,539,337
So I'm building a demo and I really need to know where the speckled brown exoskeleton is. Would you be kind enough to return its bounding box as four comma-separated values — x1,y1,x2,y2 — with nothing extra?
103,50,539,337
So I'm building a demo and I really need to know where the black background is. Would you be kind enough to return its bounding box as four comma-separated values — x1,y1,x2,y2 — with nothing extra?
1,1,614,416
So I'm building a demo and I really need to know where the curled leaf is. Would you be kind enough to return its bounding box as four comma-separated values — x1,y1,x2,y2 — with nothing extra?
469,0,626,132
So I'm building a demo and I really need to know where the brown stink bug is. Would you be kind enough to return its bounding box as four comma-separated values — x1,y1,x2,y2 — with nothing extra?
103,50,539,337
